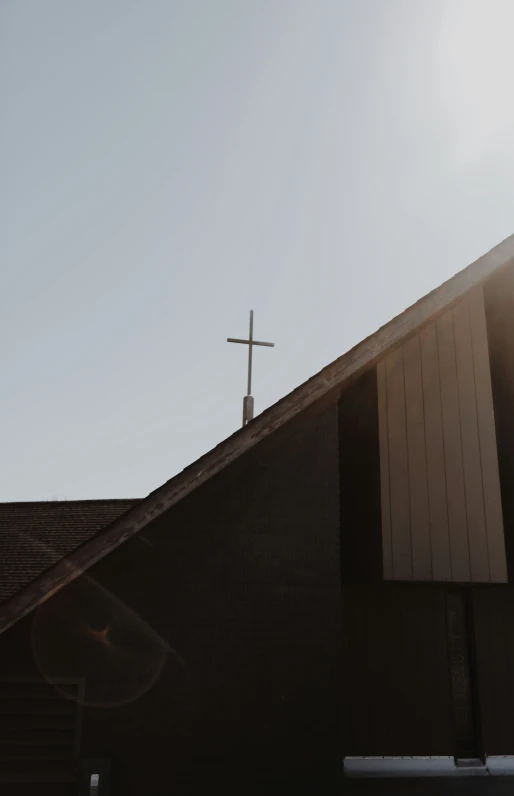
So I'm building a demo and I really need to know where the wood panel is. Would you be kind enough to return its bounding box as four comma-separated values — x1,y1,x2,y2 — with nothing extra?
377,361,393,580
420,324,452,581
403,336,432,580
453,299,489,581
385,348,412,581
469,289,508,582
378,288,506,583
437,309,471,582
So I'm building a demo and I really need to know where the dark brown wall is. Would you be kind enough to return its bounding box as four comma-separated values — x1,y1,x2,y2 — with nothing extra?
0,396,343,794
338,370,382,583
341,583,454,756
472,586,514,755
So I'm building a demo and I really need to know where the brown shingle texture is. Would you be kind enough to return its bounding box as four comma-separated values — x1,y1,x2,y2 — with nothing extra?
0,499,141,602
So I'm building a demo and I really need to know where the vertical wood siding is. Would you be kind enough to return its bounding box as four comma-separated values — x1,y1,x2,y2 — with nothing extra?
377,362,393,579
378,287,507,583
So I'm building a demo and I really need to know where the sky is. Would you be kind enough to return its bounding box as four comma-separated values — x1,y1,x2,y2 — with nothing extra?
2,0,514,501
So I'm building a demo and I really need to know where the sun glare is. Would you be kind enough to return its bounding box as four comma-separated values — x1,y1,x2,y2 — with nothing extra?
437,0,514,168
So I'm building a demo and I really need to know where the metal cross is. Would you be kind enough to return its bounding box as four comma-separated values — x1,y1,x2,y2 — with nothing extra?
227,310,274,426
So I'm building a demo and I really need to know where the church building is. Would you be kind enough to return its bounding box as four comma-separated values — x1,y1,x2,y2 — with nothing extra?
2,236,514,794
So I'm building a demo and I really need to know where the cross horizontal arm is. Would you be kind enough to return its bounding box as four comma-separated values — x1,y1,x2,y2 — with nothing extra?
227,338,274,347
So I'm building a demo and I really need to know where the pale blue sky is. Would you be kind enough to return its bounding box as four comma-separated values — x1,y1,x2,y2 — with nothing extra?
2,0,514,500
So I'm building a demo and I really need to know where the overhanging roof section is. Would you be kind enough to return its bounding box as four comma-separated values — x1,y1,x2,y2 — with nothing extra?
1,233,514,635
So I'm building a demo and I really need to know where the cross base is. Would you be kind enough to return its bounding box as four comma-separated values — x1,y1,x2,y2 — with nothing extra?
243,395,254,425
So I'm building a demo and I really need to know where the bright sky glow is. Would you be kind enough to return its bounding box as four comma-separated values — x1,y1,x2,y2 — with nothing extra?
2,1,514,499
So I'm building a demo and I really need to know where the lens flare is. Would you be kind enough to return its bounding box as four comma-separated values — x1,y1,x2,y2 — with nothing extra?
31,573,188,709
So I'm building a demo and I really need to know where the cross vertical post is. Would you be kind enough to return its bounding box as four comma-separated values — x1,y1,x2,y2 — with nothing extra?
227,310,274,427
247,309,253,396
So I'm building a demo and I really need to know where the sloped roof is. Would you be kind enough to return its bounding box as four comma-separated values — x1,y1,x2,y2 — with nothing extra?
1,232,514,635
0,499,141,602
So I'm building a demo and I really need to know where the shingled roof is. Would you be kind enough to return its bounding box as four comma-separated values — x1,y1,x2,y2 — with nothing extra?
0,499,141,603
1,233,514,635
